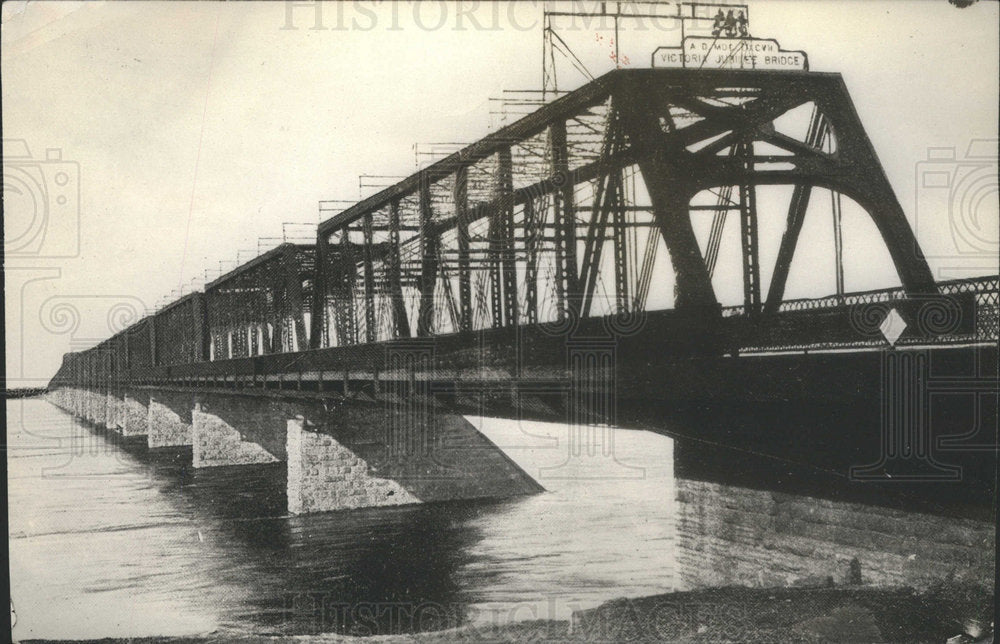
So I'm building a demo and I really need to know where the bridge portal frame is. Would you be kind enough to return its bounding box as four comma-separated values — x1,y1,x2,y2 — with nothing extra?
309,68,937,353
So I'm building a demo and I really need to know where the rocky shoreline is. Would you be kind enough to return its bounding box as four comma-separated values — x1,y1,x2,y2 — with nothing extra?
18,581,994,643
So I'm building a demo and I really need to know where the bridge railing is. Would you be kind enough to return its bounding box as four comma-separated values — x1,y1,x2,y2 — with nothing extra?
725,275,998,353
48,274,998,390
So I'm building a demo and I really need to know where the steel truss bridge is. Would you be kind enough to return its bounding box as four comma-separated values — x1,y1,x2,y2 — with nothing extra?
50,69,998,420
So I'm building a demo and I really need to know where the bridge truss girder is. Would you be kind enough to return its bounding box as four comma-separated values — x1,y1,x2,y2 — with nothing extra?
309,69,937,350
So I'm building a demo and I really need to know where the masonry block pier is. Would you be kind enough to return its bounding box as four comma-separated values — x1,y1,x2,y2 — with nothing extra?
148,391,194,449
192,393,285,467
96,390,148,440
80,389,98,425
674,477,996,590
189,390,541,512
104,392,122,431
44,388,148,442
95,391,113,429
288,401,544,513
121,391,150,438
46,385,543,514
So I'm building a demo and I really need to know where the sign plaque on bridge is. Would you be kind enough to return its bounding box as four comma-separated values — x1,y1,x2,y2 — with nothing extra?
652,37,809,71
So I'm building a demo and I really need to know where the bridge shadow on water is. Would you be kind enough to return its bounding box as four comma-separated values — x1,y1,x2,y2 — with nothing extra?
116,439,501,636
23,399,994,638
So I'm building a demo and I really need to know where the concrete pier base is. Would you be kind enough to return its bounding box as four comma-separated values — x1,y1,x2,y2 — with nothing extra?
46,386,543,515
105,393,123,431
94,391,108,426
57,388,74,414
286,417,419,514
44,388,69,412
674,477,996,589
76,389,91,420
62,388,79,416
75,389,85,418
192,395,284,468
121,391,149,438
84,390,103,425
148,391,194,449
78,389,90,421
285,400,543,514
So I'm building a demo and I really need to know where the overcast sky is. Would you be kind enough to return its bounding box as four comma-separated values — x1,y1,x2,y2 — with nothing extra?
4,0,998,383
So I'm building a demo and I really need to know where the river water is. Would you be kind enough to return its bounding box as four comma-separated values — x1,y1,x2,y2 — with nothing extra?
7,398,994,640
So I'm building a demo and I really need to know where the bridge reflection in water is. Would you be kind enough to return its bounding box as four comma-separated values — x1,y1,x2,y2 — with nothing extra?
8,398,993,639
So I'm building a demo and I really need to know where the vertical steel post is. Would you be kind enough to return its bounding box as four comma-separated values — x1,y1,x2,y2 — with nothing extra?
454,167,472,332
524,197,539,325
580,172,613,318
192,293,209,362
362,212,376,343
338,230,358,346
417,178,438,337
550,119,579,320
738,139,761,314
310,231,328,349
283,246,308,352
149,317,158,368
498,146,518,327
487,211,503,328
611,171,629,314
388,199,411,339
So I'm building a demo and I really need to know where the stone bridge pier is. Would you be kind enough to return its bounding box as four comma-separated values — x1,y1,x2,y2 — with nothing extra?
191,392,285,467
77,388,98,425
189,390,543,514
96,389,147,440
46,386,543,514
46,387,150,442
86,389,108,427
119,390,150,439
147,390,195,449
